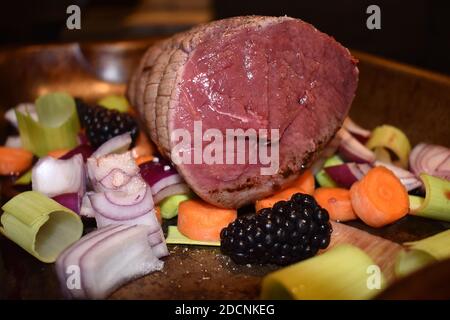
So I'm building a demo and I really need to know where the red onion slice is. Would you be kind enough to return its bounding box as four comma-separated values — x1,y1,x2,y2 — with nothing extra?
80,193,96,218
94,209,160,229
436,155,450,180
150,175,183,195
53,193,80,214
32,154,85,198
98,168,133,191
153,183,191,204
139,157,180,188
79,225,164,299
56,224,130,299
374,161,423,191
104,180,148,206
324,163,366,189
87,151,139,186
56,224,165,299
152,241,170,259
343,117,371,143
92,132,132,158
409,143,450,180
89,185,153,221
357,163,372,175
337,128,376,164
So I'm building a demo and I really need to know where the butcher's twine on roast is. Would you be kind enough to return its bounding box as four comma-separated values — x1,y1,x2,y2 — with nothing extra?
128,16,359,208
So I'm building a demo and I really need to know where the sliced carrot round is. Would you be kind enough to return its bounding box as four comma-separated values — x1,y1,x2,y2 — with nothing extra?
0,147,33,175
255,187,306,212
177,199,237,242
291,170,315,195
314,187,357,222
350,166,409,228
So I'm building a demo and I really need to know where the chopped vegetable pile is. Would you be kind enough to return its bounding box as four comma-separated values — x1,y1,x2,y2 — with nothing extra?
0,91,449,300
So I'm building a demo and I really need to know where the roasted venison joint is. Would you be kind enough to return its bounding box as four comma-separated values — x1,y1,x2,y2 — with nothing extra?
128,16,359,208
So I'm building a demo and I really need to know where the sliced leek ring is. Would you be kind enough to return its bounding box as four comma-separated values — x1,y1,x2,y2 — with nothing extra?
366,125,411,168
409,174,450,222
261,244,385,300
0,191,83,263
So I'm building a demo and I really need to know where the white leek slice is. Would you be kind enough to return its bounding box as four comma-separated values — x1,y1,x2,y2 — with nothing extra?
395,229,450,278
0,191,82,263
261,244,385,300
409,174,450,222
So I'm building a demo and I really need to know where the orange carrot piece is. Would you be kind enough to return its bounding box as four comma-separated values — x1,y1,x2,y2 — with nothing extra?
135,155,154,166
132,131,156,159
0,147,33,175
291,170,315,195
314,187,357,222
350,166,409,228
47,148,70,159
155,206,162,225
177,199,237,242
255,187,306,212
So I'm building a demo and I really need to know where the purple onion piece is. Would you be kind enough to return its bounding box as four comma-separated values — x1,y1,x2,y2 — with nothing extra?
139,157,178,187
343,117,371,144
53,193,80,214
98,168,133,191
89,185,153,221
55,225,133,299
104,182,148,206
60,144,93,162
325,164,360,189
153,183,191,204
409,143,450,180
337,128,375,164
92,132,132,158
79,225,164,299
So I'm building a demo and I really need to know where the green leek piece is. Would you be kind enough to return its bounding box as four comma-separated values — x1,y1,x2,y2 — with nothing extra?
394,249,435,278
408,195,424,212
366,125,411,168
16,92,80,157
373,147,392,164
159,194,191,219
261,244,385,300
14,169,32,185
395,230,450,278
0,191,83,263
98,95,130,113
315,155,343,187
165,226,220,246
409,174,450,222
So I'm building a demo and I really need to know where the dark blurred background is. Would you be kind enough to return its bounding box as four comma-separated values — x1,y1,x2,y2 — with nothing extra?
1,0,449,74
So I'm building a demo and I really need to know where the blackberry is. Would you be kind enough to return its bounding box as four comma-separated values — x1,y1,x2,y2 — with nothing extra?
75,98,138,148
220,193,332,266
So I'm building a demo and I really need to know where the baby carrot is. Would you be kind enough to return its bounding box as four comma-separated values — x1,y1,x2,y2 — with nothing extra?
314,187,357,222
0,147,33,175
291,170,315,195
177,199,237,242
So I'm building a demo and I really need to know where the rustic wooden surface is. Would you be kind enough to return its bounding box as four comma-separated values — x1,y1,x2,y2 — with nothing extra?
0,39,449,299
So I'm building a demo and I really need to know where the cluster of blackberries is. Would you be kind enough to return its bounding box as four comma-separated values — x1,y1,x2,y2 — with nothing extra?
76,99,138,148
220,193,332,266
